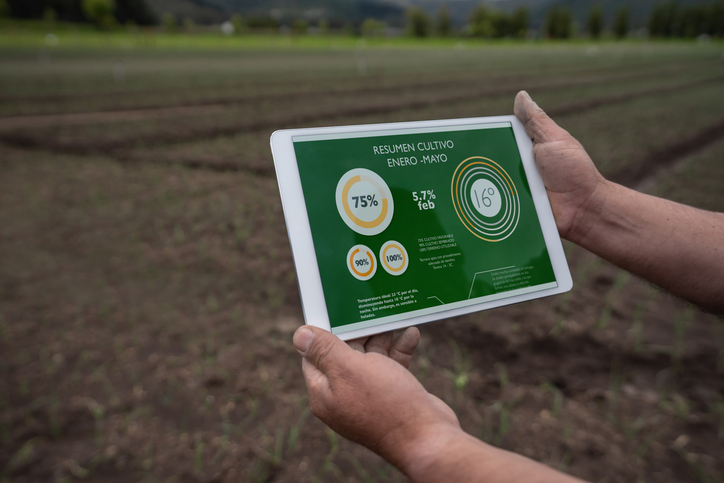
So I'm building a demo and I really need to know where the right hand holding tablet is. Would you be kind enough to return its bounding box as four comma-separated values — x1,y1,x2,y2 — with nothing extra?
514,91,606,241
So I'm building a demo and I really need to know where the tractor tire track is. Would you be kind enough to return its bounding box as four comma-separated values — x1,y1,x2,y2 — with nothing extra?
2,72,722,160
547,74,724,118
612,116,724,189
0,62,714,131
0,56,710,110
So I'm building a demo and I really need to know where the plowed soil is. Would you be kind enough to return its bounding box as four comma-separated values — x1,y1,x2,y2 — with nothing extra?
1,42,723,483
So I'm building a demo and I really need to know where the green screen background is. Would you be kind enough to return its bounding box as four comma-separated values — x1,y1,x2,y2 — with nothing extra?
294,125,557,330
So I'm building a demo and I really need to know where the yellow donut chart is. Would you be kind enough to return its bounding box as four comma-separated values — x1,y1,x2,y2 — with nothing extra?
382,244,404,272
342,175,389,229
336,168,394,236
347,244,377,281
380,240,409,276
349,248,375,277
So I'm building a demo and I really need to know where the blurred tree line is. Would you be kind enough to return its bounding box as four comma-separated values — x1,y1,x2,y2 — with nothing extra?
403,4,529,38
649,1,724,38
2,0,155,25
2,0,724,40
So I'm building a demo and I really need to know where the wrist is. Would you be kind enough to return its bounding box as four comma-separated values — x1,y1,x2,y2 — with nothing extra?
389,422,468,480
564,177,614,245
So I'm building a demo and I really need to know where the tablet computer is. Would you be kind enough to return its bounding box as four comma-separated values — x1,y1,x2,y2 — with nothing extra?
271,115,572,341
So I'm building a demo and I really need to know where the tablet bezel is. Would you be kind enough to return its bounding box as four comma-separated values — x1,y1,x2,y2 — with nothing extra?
271,115,572,341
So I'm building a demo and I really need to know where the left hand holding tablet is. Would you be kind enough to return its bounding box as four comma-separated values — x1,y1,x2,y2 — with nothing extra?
293,325,461,467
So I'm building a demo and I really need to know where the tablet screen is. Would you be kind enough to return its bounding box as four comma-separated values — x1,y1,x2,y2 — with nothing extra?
293,121,558,335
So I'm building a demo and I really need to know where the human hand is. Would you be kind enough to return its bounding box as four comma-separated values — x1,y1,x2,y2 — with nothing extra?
514,91,607,241
293,326,460,468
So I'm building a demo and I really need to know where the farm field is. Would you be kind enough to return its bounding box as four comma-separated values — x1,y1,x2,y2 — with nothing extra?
1,38,724,482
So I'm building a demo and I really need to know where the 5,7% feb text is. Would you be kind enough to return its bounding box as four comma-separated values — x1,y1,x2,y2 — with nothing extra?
412,190,436,211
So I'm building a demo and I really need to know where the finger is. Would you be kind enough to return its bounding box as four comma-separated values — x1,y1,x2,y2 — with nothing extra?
389,327,420,368
301,358,332,419
293,326,352,375
301,356,329,392
364,331,394,356
347,336,369,354
514,91,570,145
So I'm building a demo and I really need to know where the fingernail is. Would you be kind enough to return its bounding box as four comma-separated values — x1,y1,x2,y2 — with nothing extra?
294,327,314,355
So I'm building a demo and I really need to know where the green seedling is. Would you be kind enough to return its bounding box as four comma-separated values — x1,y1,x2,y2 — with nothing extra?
0,424,10,445
597,305,612,331
66,459,90,479
630,302,647,353
342,451,375,483
479,409,493,444
623,415,646,441
213,417,233,464
635,430,662,460
319,460,344,481
491,401,511,446
19,378,30,396
497,363,509,388
606,360,624,425
551,291,572,336
374,463,398,481
674,446,716,483
718,329,724,374
575,255,602,282
670,393,690,420
245,456,269,483
596,271,630,330
561,422,571,440
542,382,564,418
85,398,106,447
445,340,471,392
238,398,259,434
287,407,311,453
326,427,339,457
559,451,572,473
0,313,8,341
272,426,284,465
194,438,204,472
48,395,61,438
205,295,220,316
671,308,693,367
2,437,39,481
709,397,724,439
655,367,674,403
143,441,155,473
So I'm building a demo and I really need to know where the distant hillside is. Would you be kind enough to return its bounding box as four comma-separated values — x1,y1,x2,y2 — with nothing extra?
411,0,716,29
145,0,406,26
143,0,718,29
144,0,228,24
6,0,156,24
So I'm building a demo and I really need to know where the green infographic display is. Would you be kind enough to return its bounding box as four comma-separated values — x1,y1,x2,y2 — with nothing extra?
293,122,558,335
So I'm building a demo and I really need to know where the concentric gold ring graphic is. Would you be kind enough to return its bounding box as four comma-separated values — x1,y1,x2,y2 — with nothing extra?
451,157,520,242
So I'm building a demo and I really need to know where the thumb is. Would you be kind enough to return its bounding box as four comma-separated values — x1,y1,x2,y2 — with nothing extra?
514,91,570,145
293,326,351,374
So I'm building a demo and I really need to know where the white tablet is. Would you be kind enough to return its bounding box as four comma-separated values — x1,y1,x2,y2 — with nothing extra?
270,116,572,341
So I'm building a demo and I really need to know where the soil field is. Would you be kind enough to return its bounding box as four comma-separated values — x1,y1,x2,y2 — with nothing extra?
1,40,724,483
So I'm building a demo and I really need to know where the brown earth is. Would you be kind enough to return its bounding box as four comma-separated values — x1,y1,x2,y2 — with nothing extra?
1,44,723,483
